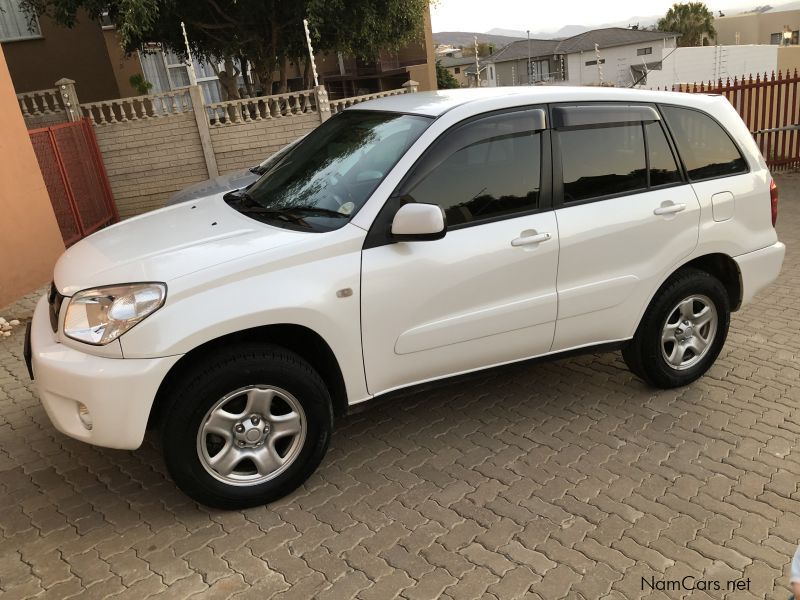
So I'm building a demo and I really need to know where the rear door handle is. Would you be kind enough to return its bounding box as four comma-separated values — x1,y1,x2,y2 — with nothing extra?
511,231,552,247
653,202,686,216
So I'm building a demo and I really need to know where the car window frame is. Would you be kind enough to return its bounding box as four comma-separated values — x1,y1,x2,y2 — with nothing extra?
656,103,750,184
550,101,688,209
363,105,553,249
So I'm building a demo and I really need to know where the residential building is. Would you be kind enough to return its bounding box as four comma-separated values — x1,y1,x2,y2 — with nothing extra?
435,44,462,58
438,55,486,87
0,3,138,102
485,27,679,88
1,0,436,104
313,7,436,99
715,5,800,46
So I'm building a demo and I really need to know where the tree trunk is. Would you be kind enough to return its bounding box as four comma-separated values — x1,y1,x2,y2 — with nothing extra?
251,57,275,96
277,56,288,94
303,57,313,88
240,57,254,98
218,57,241,101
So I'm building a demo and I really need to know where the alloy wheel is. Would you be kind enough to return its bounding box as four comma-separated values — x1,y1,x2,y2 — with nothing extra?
660,294,718,371
196,385,306,486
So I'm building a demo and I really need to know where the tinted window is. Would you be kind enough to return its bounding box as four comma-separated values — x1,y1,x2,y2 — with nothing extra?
661,105,747,180
646,121,681,186
560,124,647,202
403,110,542,227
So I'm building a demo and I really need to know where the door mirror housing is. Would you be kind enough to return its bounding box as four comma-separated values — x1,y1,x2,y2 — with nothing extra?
391,203,446,241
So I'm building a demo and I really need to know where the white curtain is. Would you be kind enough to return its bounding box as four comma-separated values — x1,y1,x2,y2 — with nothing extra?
138,51,172,93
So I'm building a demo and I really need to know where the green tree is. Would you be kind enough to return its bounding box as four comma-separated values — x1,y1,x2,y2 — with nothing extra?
21,0,428,93
128,73,153,95
436,60,459,89
657,2,717,47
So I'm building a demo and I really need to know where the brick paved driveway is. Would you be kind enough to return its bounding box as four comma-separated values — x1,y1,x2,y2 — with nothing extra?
1,174,798,600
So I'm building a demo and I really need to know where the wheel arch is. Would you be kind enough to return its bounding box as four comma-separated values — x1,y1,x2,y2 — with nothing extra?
634,252,742,336
675,253,742,312
148,324,349,429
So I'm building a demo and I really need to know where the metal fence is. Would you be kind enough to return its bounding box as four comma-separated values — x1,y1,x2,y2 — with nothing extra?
28,119,118,246
667,69,800,171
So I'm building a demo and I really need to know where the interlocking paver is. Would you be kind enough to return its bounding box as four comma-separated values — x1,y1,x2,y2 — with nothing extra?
0,172,798,597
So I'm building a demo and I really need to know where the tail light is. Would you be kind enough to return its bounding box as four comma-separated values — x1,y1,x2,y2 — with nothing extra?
769,179,778,227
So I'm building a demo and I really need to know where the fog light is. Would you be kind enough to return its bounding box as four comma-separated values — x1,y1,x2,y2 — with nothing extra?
77,403,93,430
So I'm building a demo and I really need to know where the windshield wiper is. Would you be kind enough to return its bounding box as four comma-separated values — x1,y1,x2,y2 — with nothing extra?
236,206,308,224
284,206,349,218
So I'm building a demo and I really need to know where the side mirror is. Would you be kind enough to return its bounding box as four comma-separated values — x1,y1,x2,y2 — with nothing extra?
391,203,446,242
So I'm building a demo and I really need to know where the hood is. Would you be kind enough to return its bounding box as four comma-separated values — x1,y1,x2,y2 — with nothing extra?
55,195,309,295
165,168,259,206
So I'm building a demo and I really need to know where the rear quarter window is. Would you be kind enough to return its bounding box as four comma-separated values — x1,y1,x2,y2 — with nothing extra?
660,105,747,181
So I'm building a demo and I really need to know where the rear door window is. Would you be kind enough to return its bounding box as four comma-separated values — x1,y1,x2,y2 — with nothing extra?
646,121,682,187
660,105,747,181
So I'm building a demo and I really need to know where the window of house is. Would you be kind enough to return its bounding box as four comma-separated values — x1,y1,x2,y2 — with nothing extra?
585,59,606,66
139,49,222,104
528,59,550,81
770,32,782,44
660,105,747,180
0,0,41,42
637,47,653,55
560,124,647,202
454,67,461,74
400,110,543,227
489,66,494,80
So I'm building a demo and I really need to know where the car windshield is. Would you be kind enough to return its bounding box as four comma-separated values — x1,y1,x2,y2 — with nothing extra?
226,110,432,232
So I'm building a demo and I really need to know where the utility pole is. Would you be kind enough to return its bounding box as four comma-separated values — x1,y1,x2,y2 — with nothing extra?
180,22,198,86
474,35,480,87
527,30,532,85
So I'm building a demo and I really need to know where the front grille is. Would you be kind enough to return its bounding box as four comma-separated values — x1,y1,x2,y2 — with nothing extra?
48,282,65,333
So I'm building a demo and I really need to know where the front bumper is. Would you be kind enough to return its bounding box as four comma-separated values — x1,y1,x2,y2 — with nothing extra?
30,295,182,449
735,241,786,306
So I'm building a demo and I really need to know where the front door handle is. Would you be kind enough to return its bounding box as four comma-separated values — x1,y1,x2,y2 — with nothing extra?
653,202,686,216
511,231,552,247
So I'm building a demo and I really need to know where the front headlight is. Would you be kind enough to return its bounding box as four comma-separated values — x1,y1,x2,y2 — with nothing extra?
63,283,166,345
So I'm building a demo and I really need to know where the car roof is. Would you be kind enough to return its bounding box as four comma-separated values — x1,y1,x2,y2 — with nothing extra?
347,86,723,118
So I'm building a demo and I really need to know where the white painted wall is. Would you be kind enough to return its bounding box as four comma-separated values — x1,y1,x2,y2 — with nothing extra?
566,38,675,87
642,45,779,89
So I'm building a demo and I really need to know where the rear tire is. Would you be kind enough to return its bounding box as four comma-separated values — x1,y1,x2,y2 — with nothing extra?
623,268,730,389
160,343,333,509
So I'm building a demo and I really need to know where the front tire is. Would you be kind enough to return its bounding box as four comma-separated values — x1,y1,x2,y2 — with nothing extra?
623,268,730,389
161,343,333,509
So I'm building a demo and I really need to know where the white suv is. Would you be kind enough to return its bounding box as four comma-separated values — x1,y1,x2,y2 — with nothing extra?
26,87,784,508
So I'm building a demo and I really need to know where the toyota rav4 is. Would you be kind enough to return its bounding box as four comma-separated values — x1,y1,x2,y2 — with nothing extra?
26,87,785,508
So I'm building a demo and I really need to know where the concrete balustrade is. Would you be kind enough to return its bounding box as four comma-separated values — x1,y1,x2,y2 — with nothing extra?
17,79,418,218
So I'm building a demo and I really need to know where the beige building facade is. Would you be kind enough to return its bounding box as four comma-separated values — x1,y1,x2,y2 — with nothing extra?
715,9,800,46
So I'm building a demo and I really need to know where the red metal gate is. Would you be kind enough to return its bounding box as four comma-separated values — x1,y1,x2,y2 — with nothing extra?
29,118,118,246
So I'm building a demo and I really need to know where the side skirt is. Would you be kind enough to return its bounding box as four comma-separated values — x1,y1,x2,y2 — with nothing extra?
346,340,627,417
